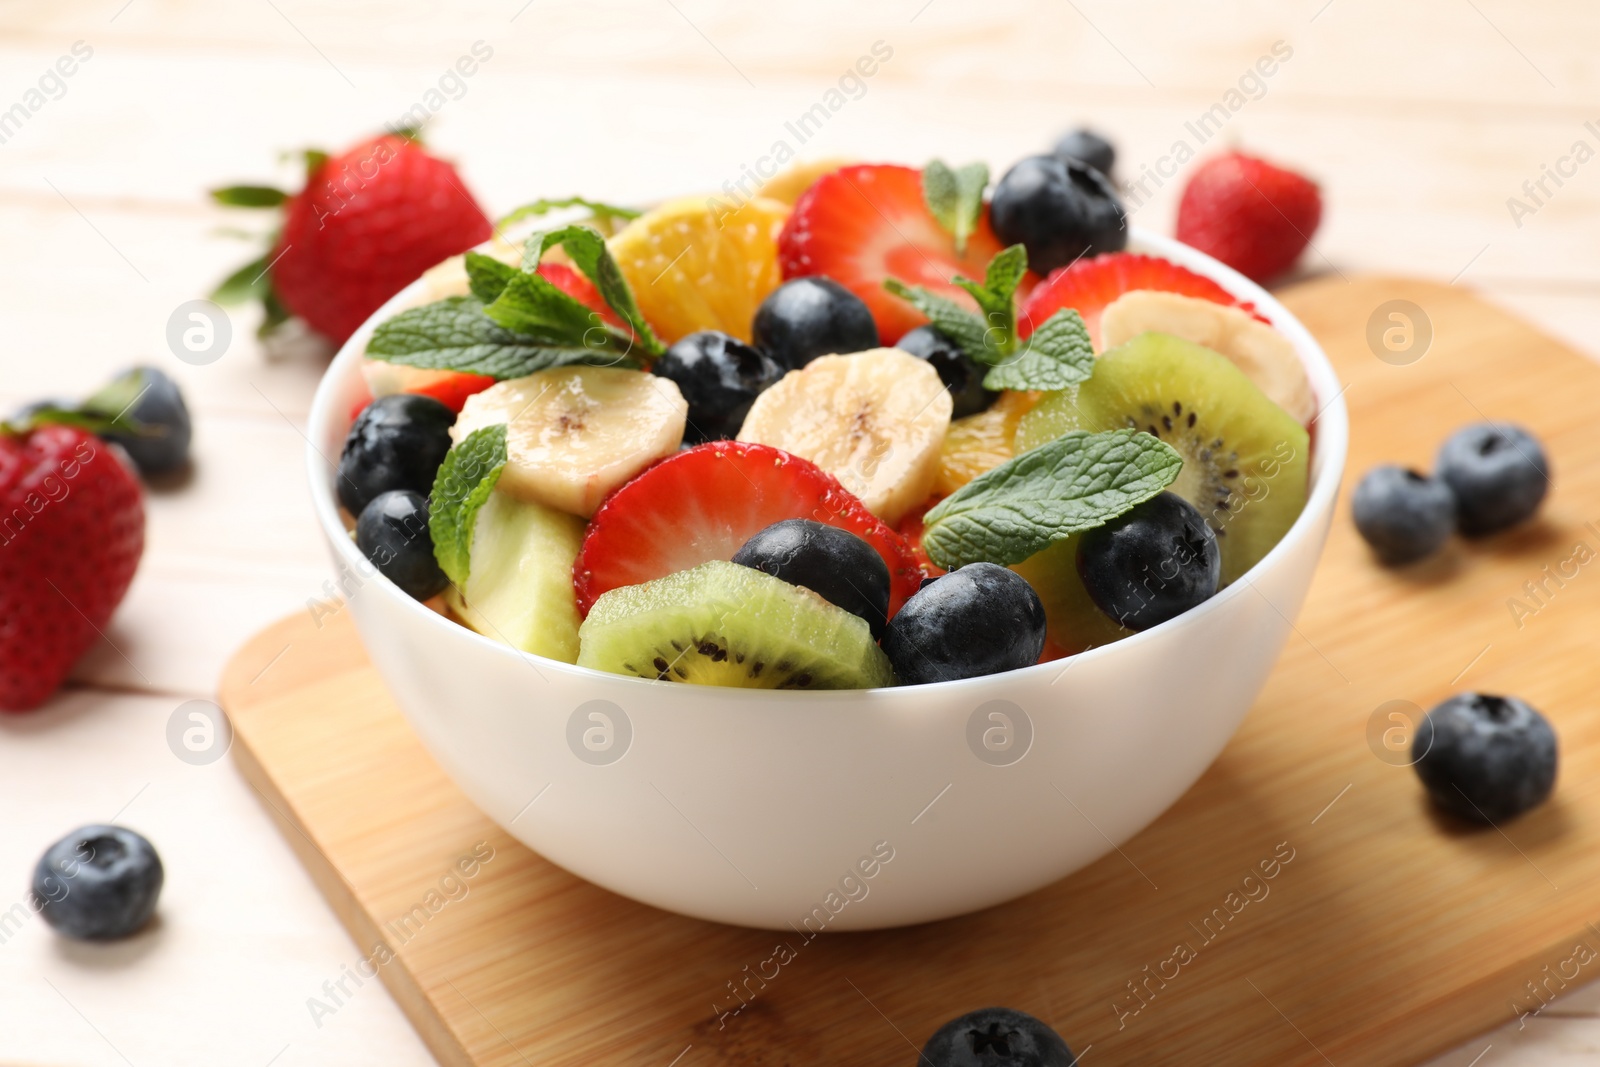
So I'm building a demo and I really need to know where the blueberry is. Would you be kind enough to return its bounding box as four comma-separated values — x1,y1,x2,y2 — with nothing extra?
752,277,880,370
356,490,448,600
653,331,785,443
1076,492,1220,631
31,825,163,941
1434,422,1549,537
882,563,1045,684
1052,128,1116,178
921,1006,1077,1067
897,326,997,419
337,393,456,516
733,519,891,638
93,366,193,476
1351,465,1456,565
1413,693,1557,823
990,155,1127,276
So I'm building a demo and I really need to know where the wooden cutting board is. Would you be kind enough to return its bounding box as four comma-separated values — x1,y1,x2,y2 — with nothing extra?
220,276,1600,1067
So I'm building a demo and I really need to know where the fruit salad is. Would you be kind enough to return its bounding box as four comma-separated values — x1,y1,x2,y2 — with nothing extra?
335,150,1318,690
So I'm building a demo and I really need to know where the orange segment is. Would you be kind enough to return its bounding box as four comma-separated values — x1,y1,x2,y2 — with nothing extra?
607,196,790,344
932,390,1040,496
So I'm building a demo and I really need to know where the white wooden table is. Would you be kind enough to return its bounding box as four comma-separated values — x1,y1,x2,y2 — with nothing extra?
1,2,1596,1063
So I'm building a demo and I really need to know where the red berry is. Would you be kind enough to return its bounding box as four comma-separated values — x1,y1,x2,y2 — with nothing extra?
778,164,1018,344
271,135,493,344
573,441,924,618
1175,151,1322,285
1018,252,1259,350
0,426,144,711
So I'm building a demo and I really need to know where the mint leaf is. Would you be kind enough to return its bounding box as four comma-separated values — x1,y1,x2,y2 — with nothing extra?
920,429,1183,569
952,244,1028,354
527,225,664,357
497,196,641,234
981,307,1095,391
922,160,989,255
210,185,287,208
429,425,508,585
464,252,520,304
883,280,991,358
485,269,612,342
367,297,637,378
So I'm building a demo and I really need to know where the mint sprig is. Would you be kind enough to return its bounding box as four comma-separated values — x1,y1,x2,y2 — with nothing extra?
368,224,665,378
920,429,1183,569
429,424,508,585
496,196,641,235
922,160,989,255
367,298,637,378
884,244,1095,393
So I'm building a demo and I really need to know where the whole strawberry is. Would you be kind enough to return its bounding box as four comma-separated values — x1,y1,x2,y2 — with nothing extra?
213,132,493,343
1175,151,1322,284
1,425,144,711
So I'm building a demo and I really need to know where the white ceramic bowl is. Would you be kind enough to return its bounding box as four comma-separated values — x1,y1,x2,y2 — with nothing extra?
306,228,1347,930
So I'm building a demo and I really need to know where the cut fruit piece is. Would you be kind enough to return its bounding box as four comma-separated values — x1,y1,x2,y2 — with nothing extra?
577,560,896,689
1015,332,1309,585
360,360,496,414
1018,252,1257,351
607,196,791,344
736,348,952,525
778,164,1016,343
1099,290,1316,425
758,158,856,206
574,440,924,618
444,488,586,662
933,390,1039,496
452,366,686,518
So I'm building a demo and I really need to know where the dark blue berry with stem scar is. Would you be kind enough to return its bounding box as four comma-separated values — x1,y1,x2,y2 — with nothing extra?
897,325,997,419
1434,422,1549,537
1077,492,1220,631
1053,128,1116,178
989,155,1127,276
920,1006,1077,1067
356,490,448,600
882,563,1046,684
337,393,455,516
89,366,193,476
653,330,785,443
1413,693,1556,823
32,825,164,941
1351,465,1456,565
732,518,890,638
751,277,879,370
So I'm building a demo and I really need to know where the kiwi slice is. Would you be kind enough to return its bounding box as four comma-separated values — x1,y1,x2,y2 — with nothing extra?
1010,533,1134,655
1015,332,1309,585
446,489,586,663
577,560,896,689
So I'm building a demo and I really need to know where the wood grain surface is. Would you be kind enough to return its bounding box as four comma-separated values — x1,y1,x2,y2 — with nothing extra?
218,276,1600,1067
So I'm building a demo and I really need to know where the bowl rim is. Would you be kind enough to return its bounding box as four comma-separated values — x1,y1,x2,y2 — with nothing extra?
305,225,1349,700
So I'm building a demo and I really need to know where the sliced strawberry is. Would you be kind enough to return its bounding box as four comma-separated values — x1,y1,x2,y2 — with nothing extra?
778,164,1018,344
574,441,925,618
358,263,623,413
895,499,946,578
1018,252,1260,351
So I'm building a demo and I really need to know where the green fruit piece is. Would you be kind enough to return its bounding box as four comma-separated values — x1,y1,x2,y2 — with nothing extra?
445,488,586,662
1010,533,1134,655
578,560,896,689
1015,332,1309,585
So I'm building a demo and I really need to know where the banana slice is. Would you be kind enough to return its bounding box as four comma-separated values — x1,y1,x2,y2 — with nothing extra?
1100,290,1317,425
737,348,952,525
419,238,523,302
453,366,687,517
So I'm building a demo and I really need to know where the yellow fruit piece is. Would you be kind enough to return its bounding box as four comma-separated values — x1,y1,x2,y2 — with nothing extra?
757,157,856,205
607,196,791,344
933,391,1040,497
